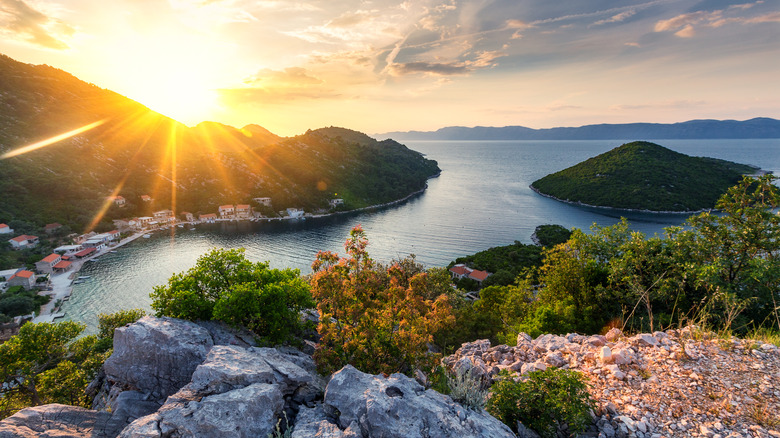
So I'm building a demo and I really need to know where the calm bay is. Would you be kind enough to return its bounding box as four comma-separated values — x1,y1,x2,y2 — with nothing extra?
62,138,780,333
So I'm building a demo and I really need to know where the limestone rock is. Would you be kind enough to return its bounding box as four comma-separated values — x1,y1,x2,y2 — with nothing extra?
324,365,516,438
0,404,124,438
103,316,213,401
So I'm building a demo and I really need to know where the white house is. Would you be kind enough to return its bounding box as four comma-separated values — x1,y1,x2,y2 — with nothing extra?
109,195,126,206
8,235,39,250
329,198,345,208
0,224,12,234
286,208,304,218
219,205,235,218
254,197,272,207
153,210,174,221
236,204,252,219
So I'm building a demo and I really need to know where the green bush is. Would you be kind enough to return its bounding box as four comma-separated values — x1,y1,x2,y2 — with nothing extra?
151,248,314,346
486,369,594,437
446,369,489,410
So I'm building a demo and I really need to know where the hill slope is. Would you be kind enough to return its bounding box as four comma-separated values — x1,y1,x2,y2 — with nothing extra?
377,118,780,140
0,54,439,235
530,141,757,212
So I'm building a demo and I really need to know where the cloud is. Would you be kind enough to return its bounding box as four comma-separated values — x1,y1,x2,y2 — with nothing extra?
0,0,73,49
390,61,470,76
592,9,637,26
609,100,707,111
244,67,323,86
654,2,777,37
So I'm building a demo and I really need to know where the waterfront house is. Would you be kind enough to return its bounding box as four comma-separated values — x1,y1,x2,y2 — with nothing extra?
330,198,345,208
153,210,174,221
141,195,152,202
286,208,305,218
0,224,12,234
54,245,82,254
8,270,35,290
0,268,23,281
219,205,235,218
254,197,272,207
53,260,72,273
181,212,194,222
236,204,252,219
35,253,62,275
107,230,120,240
74,247,97,259
137,217,154,228
82,238,107,251
199,213,218,222
8,235,39,250
44,223,63,234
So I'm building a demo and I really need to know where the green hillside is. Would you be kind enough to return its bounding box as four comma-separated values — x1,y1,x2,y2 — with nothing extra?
0,53,439,235
530,141,757,211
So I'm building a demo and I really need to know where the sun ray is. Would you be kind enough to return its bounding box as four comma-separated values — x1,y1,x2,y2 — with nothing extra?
0,120,107,160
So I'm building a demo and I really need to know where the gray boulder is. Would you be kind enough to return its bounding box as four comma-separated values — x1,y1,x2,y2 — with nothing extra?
322,365,515,438
0,404,124,438
119,384,284,438
103,316,214,401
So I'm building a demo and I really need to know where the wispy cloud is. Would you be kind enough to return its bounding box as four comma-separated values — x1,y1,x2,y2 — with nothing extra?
0,0,73,49
654,1,778,37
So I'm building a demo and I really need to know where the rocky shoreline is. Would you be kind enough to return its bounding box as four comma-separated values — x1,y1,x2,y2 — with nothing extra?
1,317,777,437
529,185,711,215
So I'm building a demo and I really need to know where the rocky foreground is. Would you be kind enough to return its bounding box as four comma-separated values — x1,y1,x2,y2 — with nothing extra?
445,327,780,438
0,317,778,437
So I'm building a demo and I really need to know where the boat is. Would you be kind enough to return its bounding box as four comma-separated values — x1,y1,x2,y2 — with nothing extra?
189,228,195,231
143,234,151,238
178,224,184,228
73,280,84,284
78,276,90,280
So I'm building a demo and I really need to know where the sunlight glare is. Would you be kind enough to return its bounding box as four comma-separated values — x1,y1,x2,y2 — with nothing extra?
0,120,106,160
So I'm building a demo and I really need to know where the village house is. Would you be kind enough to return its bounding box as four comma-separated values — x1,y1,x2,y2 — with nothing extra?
199,213,218,222
108,195,126,206
235,204,252,219
254,197,272,207
54,245,82,254
153,210,174,221
219,205,235,218
135,217,154,229
44,223,62,234
286,208,304,218
141,195,152,202
35,253,62,275
0,224,12,234
329,198,345,208
8,235,39,250
113,219,132,232
73,247,97,259
181,212,194,222
7,270,35,290
448,264,491,287
53,260,73,273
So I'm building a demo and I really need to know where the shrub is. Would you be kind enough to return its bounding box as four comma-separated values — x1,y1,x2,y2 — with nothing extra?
446,369,489,410
311,226,454,375
486,369,594,438
151,248,313,346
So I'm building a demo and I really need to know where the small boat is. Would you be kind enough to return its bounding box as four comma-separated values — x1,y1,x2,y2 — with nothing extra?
189,228,195,231
178,224,184,228
78,276,91,280
143,234,151,238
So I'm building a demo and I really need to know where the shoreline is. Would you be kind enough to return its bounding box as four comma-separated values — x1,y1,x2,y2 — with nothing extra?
529,185,713,215
31,180,436,322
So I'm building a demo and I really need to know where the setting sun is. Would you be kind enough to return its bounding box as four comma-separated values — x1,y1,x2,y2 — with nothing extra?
103,32,222,125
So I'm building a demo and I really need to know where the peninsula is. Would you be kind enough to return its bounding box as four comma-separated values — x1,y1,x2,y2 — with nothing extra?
530,141,760,212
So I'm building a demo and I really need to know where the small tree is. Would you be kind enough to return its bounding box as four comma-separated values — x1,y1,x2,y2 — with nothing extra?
311,226,455,375
151,248,313,345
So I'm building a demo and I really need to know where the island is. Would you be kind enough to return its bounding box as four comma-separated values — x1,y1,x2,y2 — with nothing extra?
530,141,760,212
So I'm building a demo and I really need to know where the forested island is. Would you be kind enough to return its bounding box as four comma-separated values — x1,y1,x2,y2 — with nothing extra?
531,141,759,212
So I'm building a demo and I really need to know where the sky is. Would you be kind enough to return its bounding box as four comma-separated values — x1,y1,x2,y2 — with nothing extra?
0,0,778,136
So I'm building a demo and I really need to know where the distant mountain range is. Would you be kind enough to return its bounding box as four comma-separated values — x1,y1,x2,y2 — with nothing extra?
377,118,780,141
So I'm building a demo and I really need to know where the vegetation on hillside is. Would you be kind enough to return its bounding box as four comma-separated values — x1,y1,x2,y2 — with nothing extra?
531,141,757,211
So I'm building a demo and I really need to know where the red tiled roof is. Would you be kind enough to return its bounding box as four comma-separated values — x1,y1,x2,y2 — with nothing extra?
0,224,8,228
53,261,72,269
74,247,97,257
11,270,34,279
449,266,470,276
469,270,490,282
236,204,250,209
45,223,62,230
41,253,60,263
10,235,37,243
219,205,234,210
108,230,120,235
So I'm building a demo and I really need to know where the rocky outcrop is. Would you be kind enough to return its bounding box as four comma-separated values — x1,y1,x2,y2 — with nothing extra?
444,327,780,438
307,365,516,438
0,404,123,438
